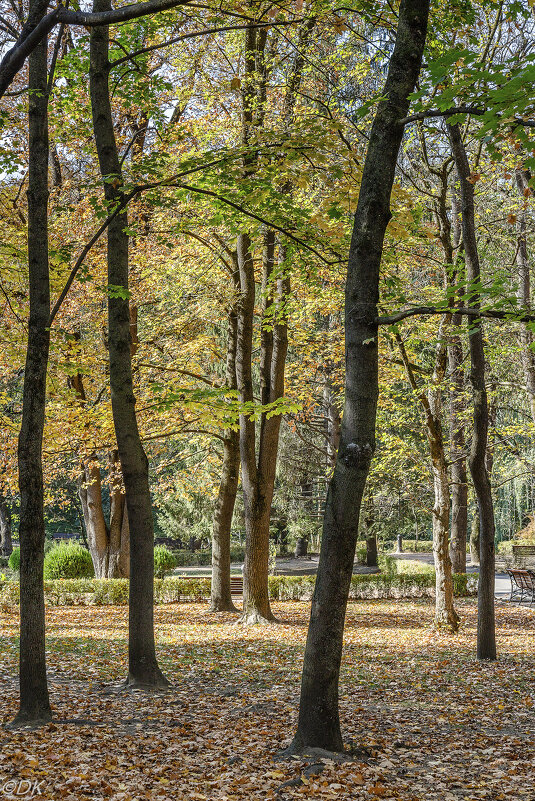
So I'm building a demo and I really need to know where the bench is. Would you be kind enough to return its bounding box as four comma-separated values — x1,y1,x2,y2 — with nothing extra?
506,568,535,605
512,544,535,557
230,576,244,596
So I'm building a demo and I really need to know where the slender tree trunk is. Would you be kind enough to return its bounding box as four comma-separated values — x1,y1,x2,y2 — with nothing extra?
0,495,12,557
211,267,240,612
514,168,535,425
13,6,52,725
290,0,429,753
90,0,167,686
448,189,467,573
396,330,458,630
470,508,480,566
448,123,496,661
449,325,468,573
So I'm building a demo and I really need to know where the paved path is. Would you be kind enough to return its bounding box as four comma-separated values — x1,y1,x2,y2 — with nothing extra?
174,552,526,606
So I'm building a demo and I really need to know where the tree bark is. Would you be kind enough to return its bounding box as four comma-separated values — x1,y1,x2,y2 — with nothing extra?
448,123,496,661
290,0,429,753
236,17,303,624
13,5,52,725
69,338,129,578
396,330,458,630
514,168,535,425
449,325,468,573
470,509,480,566
0,495,12,557
447,187,467,574
211,261,240,612
90,0,167,686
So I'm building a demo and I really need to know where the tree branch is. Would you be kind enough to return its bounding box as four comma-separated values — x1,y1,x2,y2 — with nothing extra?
376,305,535,325
400,105,535,128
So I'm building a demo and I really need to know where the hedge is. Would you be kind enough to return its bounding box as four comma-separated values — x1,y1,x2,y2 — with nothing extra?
0,572,477,607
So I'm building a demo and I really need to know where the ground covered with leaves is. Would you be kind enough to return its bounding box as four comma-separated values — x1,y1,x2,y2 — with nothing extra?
0,599,534,800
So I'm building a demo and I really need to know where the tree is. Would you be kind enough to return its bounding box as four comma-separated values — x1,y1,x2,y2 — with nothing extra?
448,122,496,661
290,0,430,753
12,0,52,726
89,0,167,687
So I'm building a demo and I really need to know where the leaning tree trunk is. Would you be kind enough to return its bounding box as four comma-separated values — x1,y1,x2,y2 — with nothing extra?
448,123,496,661
13,6,52,725
0,495,13,557
290,0,429,753
90,0,167,687
211,268,240,613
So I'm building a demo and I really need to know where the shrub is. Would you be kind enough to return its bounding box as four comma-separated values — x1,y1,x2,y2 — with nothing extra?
497,539,535,555
8,547,20,572
230,545,245,562
43,541,94,579
154,545,176,578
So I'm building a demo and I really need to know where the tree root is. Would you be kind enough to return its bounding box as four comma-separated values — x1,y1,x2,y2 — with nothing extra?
237,610,278,626
6,710,52,730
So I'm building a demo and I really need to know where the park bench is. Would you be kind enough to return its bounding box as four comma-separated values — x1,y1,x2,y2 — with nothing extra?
512,544,535,558
506,568,535,605
230,576,244,596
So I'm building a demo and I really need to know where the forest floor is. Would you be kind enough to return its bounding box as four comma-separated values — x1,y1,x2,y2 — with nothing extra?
0,599,534,801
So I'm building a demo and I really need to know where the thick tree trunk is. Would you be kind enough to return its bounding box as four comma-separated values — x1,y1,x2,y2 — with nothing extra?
514,168,535,425
90,1,167,687
0,495,12,557
211,276,240,612
13,10,52,725
290,0,429,753
448,123,496,661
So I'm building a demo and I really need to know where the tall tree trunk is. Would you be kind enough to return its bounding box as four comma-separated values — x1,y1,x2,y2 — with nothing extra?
0,495,12,557
448,188,467,573
90,0,167,687
396,330,458,630
69,338,129,579
290,0,429,753
470,509,480,565
237,16,305,624
211,263,240,612
449,325,468,573
448,123,496,661
13,4,52,725
514,168,535,425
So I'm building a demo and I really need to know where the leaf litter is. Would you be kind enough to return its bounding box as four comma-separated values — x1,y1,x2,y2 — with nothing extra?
0,599,534,800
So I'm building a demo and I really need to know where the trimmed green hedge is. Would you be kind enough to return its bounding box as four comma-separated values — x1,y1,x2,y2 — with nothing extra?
0,572,477,607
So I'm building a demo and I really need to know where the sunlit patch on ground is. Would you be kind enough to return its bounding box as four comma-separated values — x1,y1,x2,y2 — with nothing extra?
1,599,534,800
